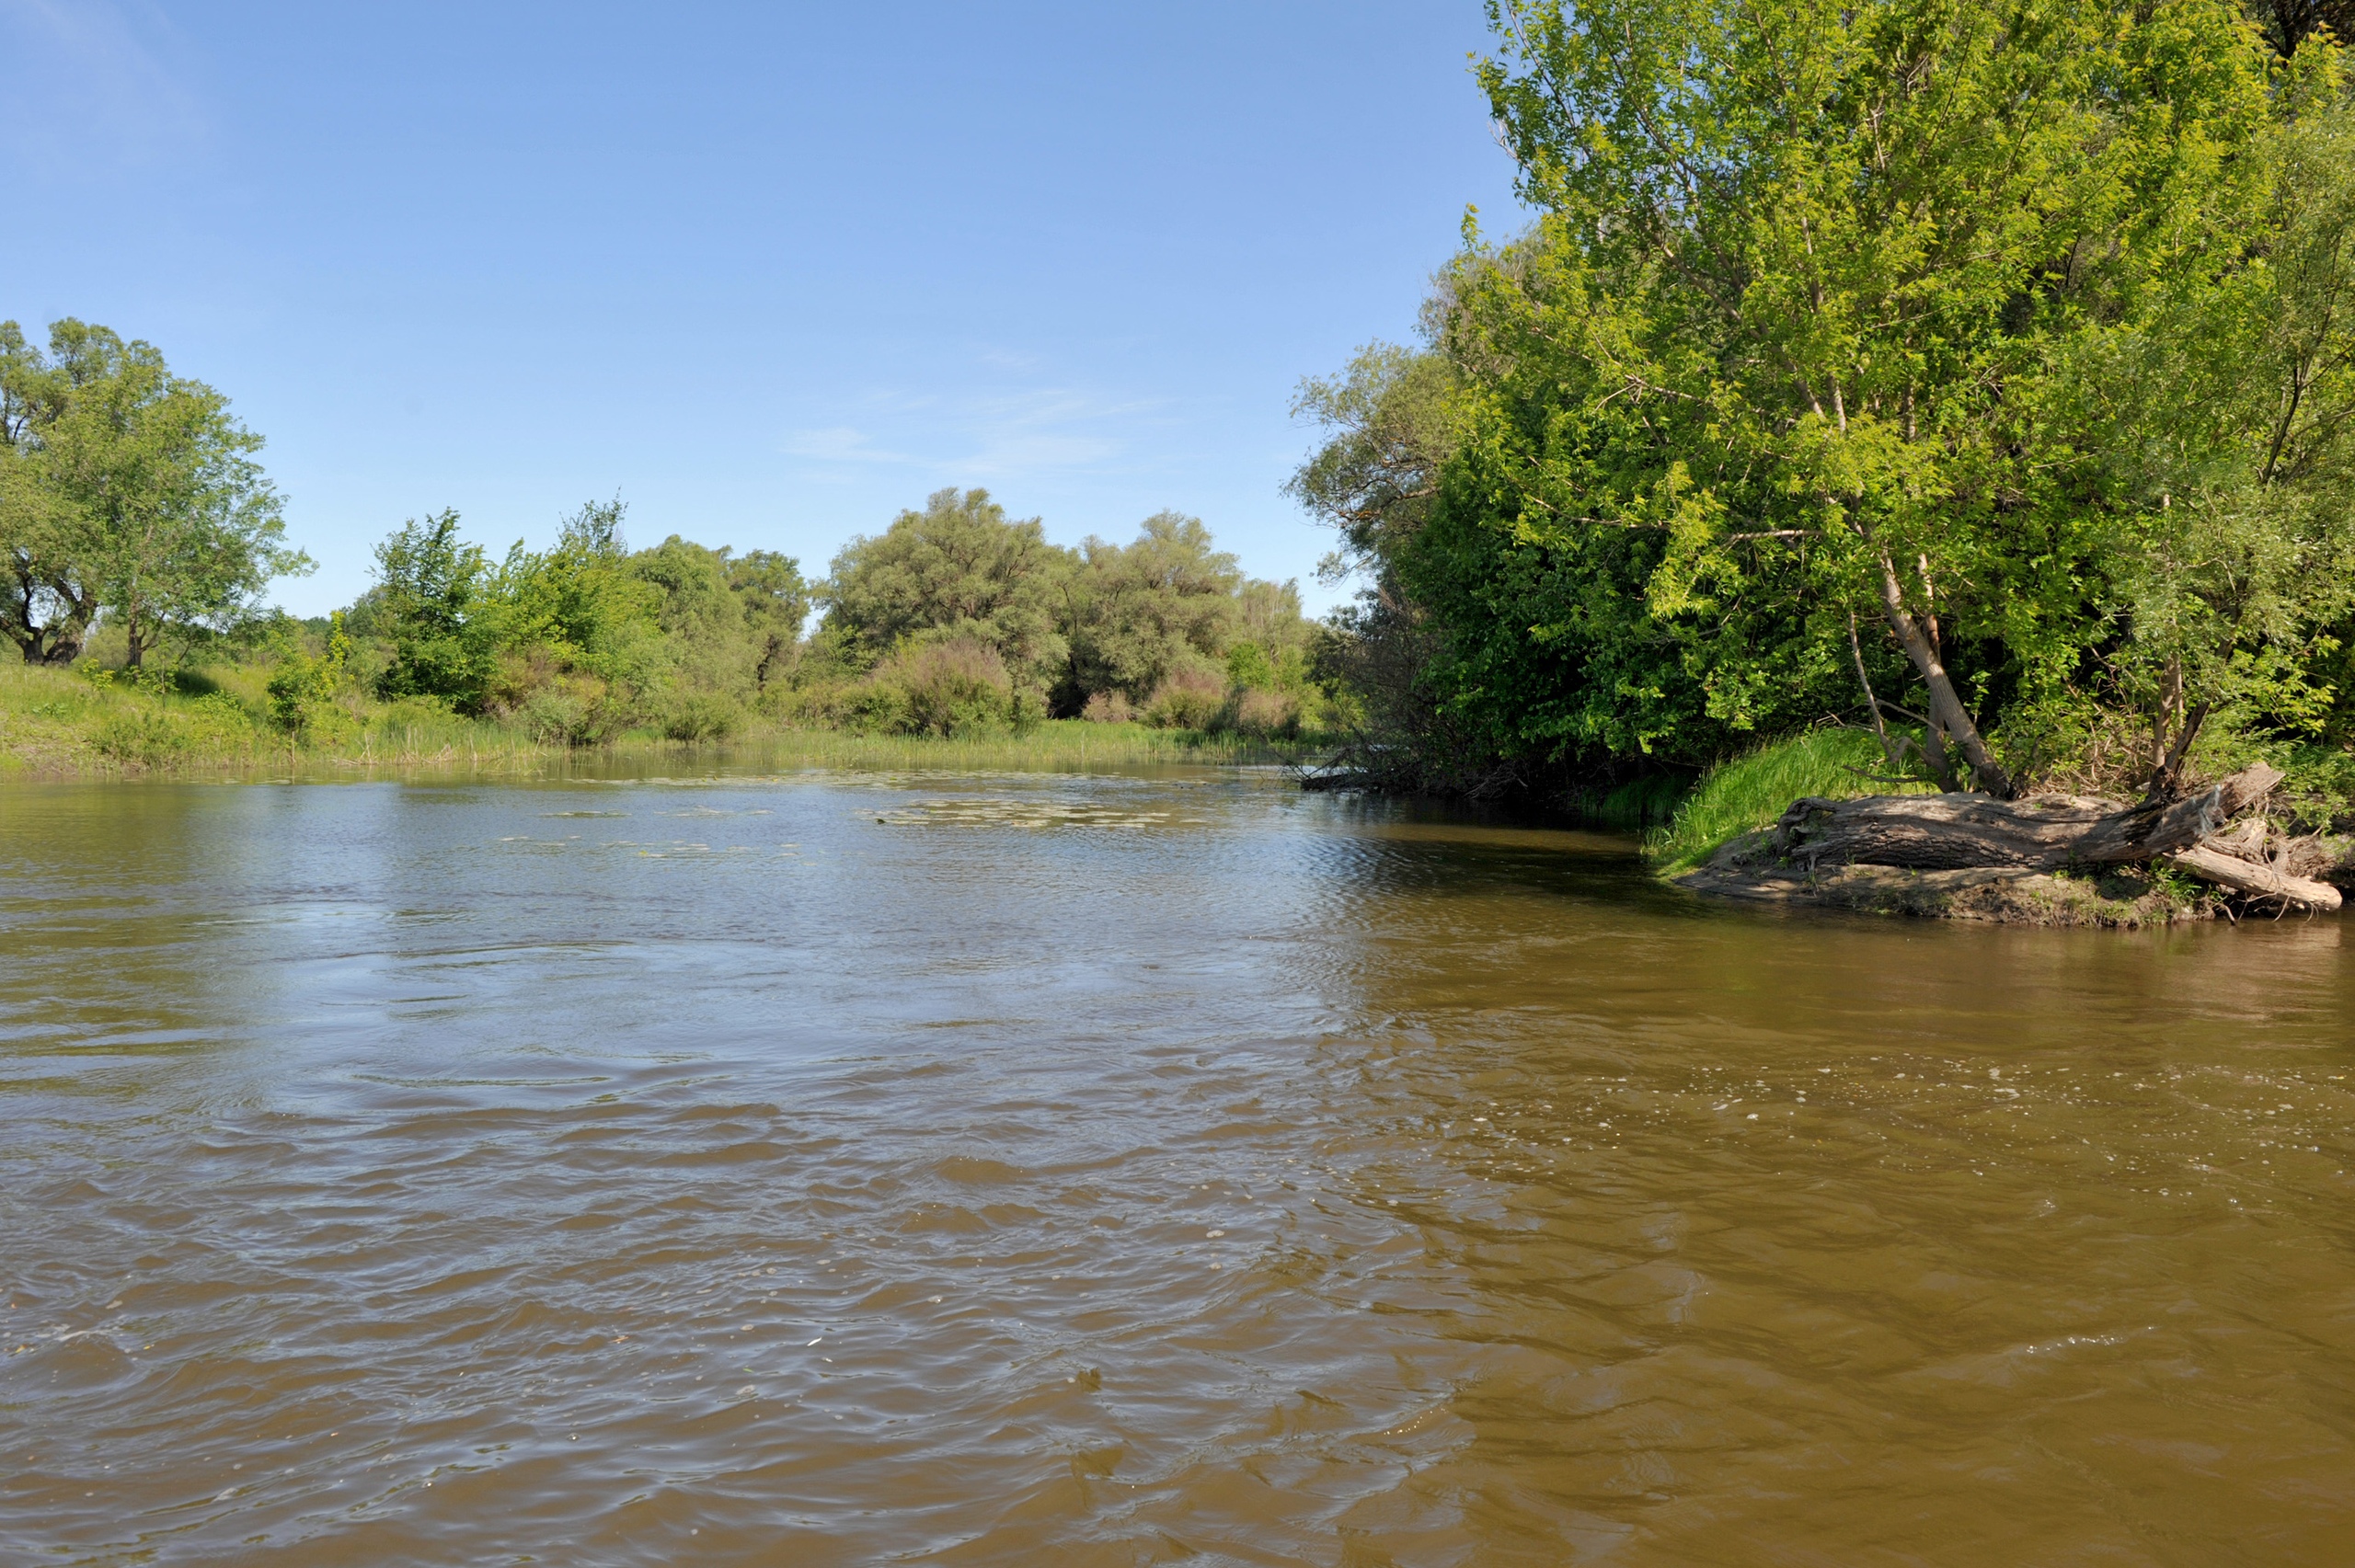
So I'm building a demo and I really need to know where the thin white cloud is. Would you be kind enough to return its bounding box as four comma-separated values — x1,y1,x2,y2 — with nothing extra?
782,426,920,464
783,379,1177,489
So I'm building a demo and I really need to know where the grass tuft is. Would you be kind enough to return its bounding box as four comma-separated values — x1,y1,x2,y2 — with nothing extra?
1647,728,1930,875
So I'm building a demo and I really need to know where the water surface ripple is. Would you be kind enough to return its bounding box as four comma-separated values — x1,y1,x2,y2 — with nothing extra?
2,769,2350,1564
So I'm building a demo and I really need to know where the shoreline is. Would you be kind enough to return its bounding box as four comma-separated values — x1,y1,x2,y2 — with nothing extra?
1672,861,2226,927
1666,773,2353,925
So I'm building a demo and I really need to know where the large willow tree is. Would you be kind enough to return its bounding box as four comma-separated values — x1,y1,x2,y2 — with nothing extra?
1319,0,2355,796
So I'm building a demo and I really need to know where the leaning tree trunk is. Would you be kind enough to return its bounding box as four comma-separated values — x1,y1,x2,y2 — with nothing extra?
1872,549,2011,797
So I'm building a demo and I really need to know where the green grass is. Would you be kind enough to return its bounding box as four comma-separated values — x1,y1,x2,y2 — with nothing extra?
0,656,555,775
0,658,1318,779
1646,727,1930,875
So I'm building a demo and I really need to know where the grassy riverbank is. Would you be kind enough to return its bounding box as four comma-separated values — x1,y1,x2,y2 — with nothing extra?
1644,730,1917,876
0,658,1318,778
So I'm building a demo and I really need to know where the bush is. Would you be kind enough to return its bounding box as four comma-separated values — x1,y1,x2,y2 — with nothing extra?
511,684,596,745
661,691,744,742
484,648,636,745
825,680,904,734
379,694,457,725
882,636,1014,738
1008,685,1049,735
95,710,194,768
1225,687,1302,739
1081,690,1133,723
1142,666,1224,730
1224,641,1276,691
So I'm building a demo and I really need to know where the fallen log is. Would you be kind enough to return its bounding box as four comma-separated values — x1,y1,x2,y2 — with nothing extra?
2166,843,2344,912
1759,763,2284,874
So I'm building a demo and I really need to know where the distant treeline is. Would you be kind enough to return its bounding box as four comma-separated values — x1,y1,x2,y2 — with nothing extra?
3,315,1328,747
330,487,1326,744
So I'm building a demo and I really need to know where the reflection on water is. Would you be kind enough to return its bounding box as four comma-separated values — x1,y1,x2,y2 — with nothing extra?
1,768,2349,1565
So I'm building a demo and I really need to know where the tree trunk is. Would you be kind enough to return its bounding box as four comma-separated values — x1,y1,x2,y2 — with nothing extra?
1873,552,2011,796
1754,763,2283,873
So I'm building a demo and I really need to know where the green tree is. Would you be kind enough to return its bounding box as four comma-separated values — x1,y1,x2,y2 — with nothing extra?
725,548,810,692
0,321,98,663
1,319,306,666
1405,0,2291,795
372,509,493,704
1059,512,1247,704
490,498,661,670
2068,41,2355,787
267,611,353,738
820,487,1074,684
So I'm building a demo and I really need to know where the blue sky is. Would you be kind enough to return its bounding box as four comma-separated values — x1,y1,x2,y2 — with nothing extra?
2,1,1526,616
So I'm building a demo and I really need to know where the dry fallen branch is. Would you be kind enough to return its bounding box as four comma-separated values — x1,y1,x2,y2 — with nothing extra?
2165,844,2343,913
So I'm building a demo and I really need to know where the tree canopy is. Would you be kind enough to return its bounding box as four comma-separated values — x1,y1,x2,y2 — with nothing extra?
1297,0,2355,801
1,318,305,666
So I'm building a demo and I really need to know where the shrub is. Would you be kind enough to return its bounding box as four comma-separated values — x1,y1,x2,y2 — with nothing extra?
1142,666,1224,730
1081,690,1133,723
838,680,912,734
380,694,458,725
1008,685,1048,735
188,692,260,740
95,710,194,768
661,691,744,742
267,612,354,738
484,649,634,744
1226,687,1302,739
513,684,596,745
882,636,1013,737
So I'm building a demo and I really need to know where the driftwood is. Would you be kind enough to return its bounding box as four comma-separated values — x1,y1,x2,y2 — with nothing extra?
1722,762,2338,915
1763,764,2284,873
2167,844,2344,913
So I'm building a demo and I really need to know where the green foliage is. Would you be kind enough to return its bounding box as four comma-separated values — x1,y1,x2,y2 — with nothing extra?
724,548,810,693
822,488,1071,686
93,692,258,769
359,499,812,744
1060,512,1251,705
887,637,1020,738
488,498,661,679
1224,641,1277,692
809,489,1313,726
1296,0,2355,817
1141,667,1226,731
1,318,309,667
266,612,353,738
658,690,746,743
372,509,493,704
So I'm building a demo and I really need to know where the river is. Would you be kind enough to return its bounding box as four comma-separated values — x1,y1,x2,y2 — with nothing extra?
2,764,2349,1564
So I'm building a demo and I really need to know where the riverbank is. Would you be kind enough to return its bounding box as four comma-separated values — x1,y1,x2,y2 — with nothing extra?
1650,732,2355,924
0,658,1322,779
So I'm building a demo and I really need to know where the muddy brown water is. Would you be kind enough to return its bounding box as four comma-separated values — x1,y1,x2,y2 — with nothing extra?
2,765,2350,1565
